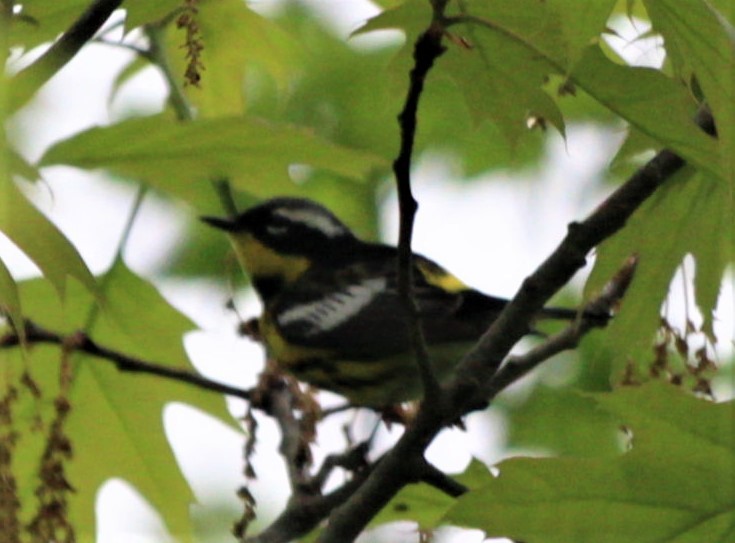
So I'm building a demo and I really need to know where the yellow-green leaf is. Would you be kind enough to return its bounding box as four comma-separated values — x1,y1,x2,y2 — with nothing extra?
644,0,735,196
445,383,735,543
8,0,90,51
8,263,237,540
39,115,385,206
0,255,22,339
586,170,730,379
125,0,182,30
0,181,96,299
167,0,302,117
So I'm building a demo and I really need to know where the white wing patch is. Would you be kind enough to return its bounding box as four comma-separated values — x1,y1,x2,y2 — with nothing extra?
277,277,386,335
273,207,347,238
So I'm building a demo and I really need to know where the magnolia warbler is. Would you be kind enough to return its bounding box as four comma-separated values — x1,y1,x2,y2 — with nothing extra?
203,197,598,407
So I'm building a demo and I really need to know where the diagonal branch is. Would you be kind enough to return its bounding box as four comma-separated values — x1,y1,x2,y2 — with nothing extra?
10,0,125,111
478,255,639,405
449,106,716,414
317,103,716,542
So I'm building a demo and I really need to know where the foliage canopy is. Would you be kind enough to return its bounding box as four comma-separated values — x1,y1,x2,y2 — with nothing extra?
1,0,733,542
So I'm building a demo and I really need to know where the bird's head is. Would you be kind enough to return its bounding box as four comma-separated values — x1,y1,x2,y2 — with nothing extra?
202,197,357,300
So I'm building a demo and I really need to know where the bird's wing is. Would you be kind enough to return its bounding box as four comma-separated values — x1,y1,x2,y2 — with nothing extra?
271,258,507,358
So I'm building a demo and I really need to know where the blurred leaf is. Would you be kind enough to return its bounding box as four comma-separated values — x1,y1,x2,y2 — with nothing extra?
371,482,456,531
611,0,650,21
372,460,490,530
445,383,735,543
608,125,659,175
278,3,546,176
504,385,621,457
165,220,236,279
166,0,302,117
359,1,719,177
439,0,592,145
7,0,90,51
9,148,40,181
459,0,633,80
586,170,730,379
643,0,735,187
0,256,23,339
548,0,619,69
108,54,150,107
125,0,181,30
39,115,386,207
0,181,96,299
0,40,22,336
354,0,431,42
7,264,237,540
471,17,717,178
442,26,567,147
710,0,735,26
690,179,732,340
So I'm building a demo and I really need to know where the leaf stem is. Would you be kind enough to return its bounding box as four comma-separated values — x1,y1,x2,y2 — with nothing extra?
82,184,147,332
146,25,239,215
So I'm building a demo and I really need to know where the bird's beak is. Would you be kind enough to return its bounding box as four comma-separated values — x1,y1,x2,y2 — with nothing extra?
201,215,238,232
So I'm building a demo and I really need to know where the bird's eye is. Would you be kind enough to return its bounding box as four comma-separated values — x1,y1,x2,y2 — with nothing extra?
266,225,289,237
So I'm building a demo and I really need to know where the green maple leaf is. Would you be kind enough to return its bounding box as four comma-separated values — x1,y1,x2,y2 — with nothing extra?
444,383,735,543
6,263,238,541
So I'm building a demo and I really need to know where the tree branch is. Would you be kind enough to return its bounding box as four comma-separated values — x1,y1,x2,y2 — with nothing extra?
244,469,371,543
478,255,638,404
0,320,252,401
317,104,716,542
449,107,716,414
249,373,313,494
10,0,124,111
393,4,447,406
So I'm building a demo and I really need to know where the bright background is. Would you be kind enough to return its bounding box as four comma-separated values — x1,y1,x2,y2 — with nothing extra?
6,1,733,542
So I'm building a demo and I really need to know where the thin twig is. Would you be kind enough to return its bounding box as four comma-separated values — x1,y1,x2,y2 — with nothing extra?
393,8,447,405
146,24,194,121
251,374,312,493
478,255,639,404
449,106,716,414
308,442,369,494
418,459,468,497
0,320,252,401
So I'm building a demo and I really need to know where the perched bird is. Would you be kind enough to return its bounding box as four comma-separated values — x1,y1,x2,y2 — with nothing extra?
203,197,595,407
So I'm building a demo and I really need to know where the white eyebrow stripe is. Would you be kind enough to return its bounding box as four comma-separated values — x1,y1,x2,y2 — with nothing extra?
273,207,347,237
277,278,386,335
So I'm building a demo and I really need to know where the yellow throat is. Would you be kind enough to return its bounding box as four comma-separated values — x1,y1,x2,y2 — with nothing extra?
228,231,310,287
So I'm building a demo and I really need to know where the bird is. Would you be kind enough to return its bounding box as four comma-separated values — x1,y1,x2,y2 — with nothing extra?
203,197,600,407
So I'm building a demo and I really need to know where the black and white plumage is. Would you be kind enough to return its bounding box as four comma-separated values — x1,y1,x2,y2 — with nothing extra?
203,197,593,406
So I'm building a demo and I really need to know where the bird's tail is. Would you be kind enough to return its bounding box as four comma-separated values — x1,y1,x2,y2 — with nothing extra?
537,305,610,325
459,291,609,327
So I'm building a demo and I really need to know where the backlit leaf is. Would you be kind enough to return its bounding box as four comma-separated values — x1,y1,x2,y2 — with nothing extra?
39,115,385,206
445,383,735,543
586,170,730,379
6,263,237,540
0,181,96,299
